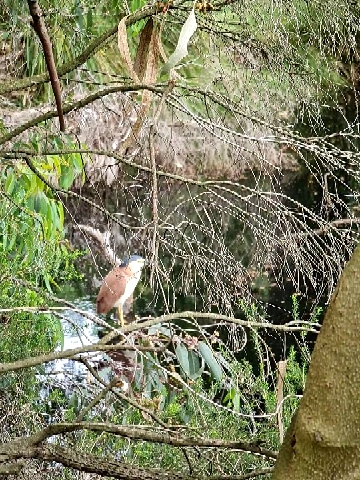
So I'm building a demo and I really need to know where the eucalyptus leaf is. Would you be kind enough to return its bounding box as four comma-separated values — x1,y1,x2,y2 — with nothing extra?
60,166,75,190
4,172,15,195
162,7,197,73
188,350,203,380
147,325,172,338
175,342,190,376
86,8,93,29
198,341,223,381
44,275,52,293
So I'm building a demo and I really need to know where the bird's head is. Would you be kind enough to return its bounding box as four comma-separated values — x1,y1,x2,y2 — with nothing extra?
120,255,146,272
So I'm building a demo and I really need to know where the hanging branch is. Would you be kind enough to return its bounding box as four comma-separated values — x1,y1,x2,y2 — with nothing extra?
149,80,176,287
27,0,65,131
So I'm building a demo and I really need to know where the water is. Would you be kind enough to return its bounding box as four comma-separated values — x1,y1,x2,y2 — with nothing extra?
39,297,102,410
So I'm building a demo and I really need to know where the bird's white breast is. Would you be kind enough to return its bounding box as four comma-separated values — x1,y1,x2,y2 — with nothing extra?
113,269,142,307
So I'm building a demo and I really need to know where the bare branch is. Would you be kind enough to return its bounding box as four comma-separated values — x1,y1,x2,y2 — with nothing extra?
100,310,321,345
0,340,163,374
27,0,65,131
32,444,272,480
0,83,165,145
26,421,277,458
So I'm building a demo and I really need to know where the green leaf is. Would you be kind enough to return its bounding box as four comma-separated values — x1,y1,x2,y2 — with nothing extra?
4,171,16,195
40,195,49,217
71,153,84,174
75,7,84,30
233,391,240,412
223,388,233,404
198,341,223,381
86,8,93,29
57,202,64,230
8,233,16,251
29,173,38,195
148,325,171,337
44,275,53,293
60,166,75,190
175,342,190,376
26,196,35,212
48,315,64,350
188,350,203,380
47,201,56,225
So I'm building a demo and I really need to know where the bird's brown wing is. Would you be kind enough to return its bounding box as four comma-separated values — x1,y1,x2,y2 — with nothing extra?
96,266,129,314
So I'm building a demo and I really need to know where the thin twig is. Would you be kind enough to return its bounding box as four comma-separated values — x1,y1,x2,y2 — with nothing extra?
79,357,170,430
75,379,116,422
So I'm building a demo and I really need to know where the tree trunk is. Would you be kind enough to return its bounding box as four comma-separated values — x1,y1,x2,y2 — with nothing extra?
272,244,360,479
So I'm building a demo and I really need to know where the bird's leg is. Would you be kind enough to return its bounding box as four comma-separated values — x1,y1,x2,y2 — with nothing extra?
118,306,125,327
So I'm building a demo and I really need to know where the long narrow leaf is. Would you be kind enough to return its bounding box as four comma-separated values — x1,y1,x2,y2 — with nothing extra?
198,341,223,381
162,8,197,73
175,342,190,376
117,17,140,83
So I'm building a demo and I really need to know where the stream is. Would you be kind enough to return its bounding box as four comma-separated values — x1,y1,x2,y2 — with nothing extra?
39,297,101,410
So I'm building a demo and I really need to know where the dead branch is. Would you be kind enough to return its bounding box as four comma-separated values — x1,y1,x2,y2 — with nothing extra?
21,421,277,458
78,224,122,265
2,443,272,480
0,83,165,146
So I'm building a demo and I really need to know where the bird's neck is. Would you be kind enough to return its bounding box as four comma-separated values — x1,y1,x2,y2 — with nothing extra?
130,268,142,280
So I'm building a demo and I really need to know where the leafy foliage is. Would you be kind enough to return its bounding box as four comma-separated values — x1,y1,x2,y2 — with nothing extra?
0,133,84,403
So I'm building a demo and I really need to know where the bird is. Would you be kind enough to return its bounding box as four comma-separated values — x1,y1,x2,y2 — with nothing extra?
96,255,145,327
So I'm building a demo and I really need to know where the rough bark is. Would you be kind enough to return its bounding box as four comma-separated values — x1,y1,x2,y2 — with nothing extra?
0,420,276,478
272,244,360,479
35,444,188,480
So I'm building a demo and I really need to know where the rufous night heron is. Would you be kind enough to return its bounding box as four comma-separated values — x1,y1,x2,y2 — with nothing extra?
96,255,145,327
